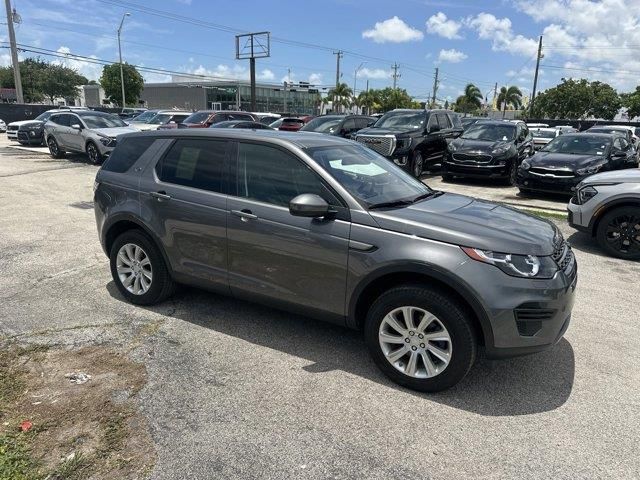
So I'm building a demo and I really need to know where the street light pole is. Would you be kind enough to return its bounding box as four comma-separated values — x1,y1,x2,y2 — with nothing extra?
354,62,365,114
117,13,130,108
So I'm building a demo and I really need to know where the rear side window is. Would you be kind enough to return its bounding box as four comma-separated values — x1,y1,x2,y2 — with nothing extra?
436,113,451,130
156,139,226,193
449,114,462,128
102,137,156,173
229,113,254,121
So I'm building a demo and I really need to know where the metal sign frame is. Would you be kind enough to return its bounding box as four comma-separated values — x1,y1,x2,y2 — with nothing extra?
235,32,270,60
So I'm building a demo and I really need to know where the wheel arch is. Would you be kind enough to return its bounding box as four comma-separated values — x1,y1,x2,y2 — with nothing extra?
589,199,640,236
348,264,493,348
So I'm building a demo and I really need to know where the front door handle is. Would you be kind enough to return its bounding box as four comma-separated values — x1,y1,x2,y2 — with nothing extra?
231,209,258,221
150,191,171,201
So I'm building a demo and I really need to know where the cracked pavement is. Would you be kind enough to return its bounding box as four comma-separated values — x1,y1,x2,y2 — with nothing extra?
1,139,639,479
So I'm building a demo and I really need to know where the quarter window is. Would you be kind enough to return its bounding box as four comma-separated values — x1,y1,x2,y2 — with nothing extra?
236,142,339,207
156,139,226,193
436,113,451,130
102,137,157,173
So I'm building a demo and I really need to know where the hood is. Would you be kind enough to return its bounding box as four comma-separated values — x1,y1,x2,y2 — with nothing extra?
16,120,44,129
528,152,605,170
451,138,512,153
91,126,140,137
8,120,40,127
580,169,640,185
369,193,557,256
134,123,160,131
357,126,418,136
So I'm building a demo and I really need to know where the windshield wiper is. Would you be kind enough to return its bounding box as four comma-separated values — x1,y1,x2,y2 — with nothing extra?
369,191,442,209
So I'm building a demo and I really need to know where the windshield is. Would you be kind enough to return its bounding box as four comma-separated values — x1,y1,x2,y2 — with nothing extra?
306,144,432,208
462,124,516,142
183,112,210,124
81,114,127,129
301,117,343,133
269,118,284,128
541,135,610,155
36,112,52,121
374,111,426,129
148,113,174,125
533,130,557,139
131,111,158,123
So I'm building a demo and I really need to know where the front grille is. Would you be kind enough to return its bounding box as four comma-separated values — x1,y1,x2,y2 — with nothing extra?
551,234,575,274
529,167,575,178
452,153,492,163
356,135,395,156
7,125,18,131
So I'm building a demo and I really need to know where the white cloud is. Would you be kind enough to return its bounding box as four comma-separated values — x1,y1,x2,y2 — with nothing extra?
362,16,424,43
258,69,275,81
466,13,538,56
308,73,322,85
438,48,467,63
357,68,391,79
426,12,463,39
51,46,103,81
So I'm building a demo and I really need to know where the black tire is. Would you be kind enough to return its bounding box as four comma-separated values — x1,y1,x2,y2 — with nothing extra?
442,173,453,182
109,230,176,305
504,161,518,186
596,207,640,260
86,141,103,165
364,284,477,392
47,136,65,159
518,187,532,197
411,150,424,178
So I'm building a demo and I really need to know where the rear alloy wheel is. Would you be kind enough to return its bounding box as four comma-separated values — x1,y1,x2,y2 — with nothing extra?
596,207,640,260
364,285,476,392
86,142,103,165
411,151,424,178
110,230,176,305
47,136,65,159
505,161,518,186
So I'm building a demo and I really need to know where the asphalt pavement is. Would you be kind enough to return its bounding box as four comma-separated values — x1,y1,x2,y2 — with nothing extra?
1,139,638,479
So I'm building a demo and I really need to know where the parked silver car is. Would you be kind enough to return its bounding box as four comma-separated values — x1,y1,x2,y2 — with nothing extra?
44,111,139,164
568,169,640,259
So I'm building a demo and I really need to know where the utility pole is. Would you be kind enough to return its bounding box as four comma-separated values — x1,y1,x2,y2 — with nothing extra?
431,67,439,108
491,82,498,114
333,50,343,88
4,0,23,104
391,62,400,89
530,35,543,116
284,68,290,114
117,12,131,108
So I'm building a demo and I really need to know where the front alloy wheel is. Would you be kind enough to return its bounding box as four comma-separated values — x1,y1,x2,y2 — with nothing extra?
116,243,153,295
86,142,102,165
597,207,640,260
47,137,64,159
411,151,424,178
378,306,452,378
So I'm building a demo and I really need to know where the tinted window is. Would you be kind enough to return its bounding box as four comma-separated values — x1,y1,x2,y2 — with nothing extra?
157,139,226,193
102,137,156,173
375,111,426,129
183,112,211,124
80,114,126,128
57,114,73,127
449,114,462,128
210,114,228,124
171,114,189,123
342,118,356,133
237,143,339,207
228,113,254,121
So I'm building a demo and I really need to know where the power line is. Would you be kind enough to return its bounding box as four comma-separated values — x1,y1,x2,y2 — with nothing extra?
541,63,640,77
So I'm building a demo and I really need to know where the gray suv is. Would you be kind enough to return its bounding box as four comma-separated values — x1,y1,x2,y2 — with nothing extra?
45,110,139,164
94,130,577,392
568,169,640,259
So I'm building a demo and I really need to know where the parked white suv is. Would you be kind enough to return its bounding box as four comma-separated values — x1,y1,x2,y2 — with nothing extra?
132,110,191,131
44,111,138,164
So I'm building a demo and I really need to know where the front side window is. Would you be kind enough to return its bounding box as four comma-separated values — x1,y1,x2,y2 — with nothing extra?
56,114,73,127
436,114,451,130
36,111,52,122
306,144,432,208
156,139,226,193
236,143,339,207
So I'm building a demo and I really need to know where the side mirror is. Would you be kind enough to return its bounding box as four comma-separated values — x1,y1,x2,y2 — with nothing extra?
289,194,332,218
71,123,82,130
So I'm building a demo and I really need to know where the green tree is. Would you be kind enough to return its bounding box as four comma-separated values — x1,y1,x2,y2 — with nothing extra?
100,63,144,107
622,86,640,119
497,85,523,118
375,87,415,111
454,83,483,116
327,83,353,113
39,64,88,103
531,79,621,120
357,90,377,114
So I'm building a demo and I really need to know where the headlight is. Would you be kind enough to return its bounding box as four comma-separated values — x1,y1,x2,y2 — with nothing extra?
448,142,458,152
99,137,117,147
520,159,531,170
396,138,411,151
491,145,510,155
576,164,603,176
462,247,557,278
577,185,598,204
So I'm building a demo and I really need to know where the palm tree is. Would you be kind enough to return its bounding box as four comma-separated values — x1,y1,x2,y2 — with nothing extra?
327,83,353,113
454,83,483,116
497,86,523,118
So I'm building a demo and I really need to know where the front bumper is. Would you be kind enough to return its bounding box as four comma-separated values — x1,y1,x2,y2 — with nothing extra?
455,251,578,359
7,129,18,140
517,170,583,194
567,197,590,233
17,129,44,144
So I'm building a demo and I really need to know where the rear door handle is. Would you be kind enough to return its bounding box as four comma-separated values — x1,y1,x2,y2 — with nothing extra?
150,191,171,201
231,209,258,221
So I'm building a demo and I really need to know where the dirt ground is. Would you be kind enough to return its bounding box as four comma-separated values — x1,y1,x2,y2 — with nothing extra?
0,345,155,479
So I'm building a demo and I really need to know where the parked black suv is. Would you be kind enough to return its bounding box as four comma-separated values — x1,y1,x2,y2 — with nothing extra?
94,129,577,392
300,115,376,138
354,109,463,177
442,120,534,185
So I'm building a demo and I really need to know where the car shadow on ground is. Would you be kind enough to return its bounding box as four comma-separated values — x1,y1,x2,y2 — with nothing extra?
107,282,575,417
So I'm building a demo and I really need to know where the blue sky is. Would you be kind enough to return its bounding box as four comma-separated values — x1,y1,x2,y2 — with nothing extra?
3,0,640,102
